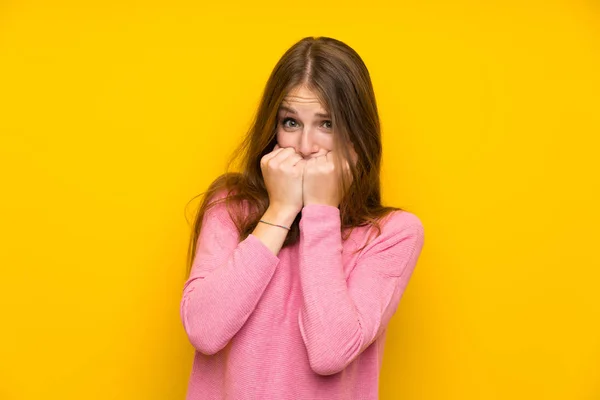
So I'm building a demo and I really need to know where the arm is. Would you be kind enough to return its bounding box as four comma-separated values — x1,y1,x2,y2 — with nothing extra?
297,204,425,375
180,193,295,355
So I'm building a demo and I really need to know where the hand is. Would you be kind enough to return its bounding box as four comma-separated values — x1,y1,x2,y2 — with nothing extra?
303,148,357,208
260,143,307,215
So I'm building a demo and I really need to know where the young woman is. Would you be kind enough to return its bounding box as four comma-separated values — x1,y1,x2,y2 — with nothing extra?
180,36,425,400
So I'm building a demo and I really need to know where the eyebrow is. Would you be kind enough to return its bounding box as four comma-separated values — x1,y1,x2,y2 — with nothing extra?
278,105,331,119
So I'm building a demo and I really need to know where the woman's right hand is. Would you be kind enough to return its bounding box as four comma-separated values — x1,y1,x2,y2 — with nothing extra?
260,143,307,215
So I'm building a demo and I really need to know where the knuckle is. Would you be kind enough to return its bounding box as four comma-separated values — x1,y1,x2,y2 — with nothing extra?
267,159,277,170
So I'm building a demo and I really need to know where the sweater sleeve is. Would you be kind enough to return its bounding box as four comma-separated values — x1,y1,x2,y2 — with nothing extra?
297,204,425,375
180,193,281,355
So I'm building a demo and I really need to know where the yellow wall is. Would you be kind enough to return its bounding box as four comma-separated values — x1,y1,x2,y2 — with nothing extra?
1,1,599,399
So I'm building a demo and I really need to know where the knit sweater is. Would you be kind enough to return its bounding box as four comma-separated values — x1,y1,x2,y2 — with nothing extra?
180,192,425,400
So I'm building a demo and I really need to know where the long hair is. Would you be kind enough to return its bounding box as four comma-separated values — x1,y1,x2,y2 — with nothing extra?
185,36,404,278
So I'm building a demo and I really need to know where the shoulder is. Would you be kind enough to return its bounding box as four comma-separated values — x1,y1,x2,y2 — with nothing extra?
383,209,424,234
203,172,246,209
199,187,238,233
352,210,425,278
359,209,424,255
204,184,254,228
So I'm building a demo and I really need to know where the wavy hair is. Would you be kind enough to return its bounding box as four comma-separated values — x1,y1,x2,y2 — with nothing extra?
185,36,404,278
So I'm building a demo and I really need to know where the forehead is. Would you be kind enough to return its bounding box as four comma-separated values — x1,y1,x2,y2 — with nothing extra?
279,86,328,114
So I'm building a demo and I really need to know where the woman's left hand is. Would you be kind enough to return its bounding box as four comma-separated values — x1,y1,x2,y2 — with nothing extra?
303,149,357,208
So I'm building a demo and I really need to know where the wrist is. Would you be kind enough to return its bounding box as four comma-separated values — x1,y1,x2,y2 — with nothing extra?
303,200,339,209
264,205,298,227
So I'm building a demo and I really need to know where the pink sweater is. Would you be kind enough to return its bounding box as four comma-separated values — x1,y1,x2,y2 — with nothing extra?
180,192,425,400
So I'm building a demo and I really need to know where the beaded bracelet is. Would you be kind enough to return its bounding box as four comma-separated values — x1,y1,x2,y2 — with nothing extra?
259,219,291,231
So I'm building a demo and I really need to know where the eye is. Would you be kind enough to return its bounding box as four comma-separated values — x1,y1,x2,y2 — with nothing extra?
282,117,298,129
322,120,332,129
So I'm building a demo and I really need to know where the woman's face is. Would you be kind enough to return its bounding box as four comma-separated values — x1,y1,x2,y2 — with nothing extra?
275,85,334,160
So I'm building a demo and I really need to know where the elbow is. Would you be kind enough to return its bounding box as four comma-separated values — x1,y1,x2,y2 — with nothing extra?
185,329,229,356
181,313,230,355
302,327,365,375
305,339,360,376
307,351,352,376
180,295,229,356
299,316,363,376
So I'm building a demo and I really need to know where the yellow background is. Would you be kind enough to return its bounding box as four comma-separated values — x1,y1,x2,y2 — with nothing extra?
1,1,599,399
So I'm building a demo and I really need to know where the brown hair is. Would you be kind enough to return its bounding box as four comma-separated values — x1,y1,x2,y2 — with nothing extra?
185,36,405,278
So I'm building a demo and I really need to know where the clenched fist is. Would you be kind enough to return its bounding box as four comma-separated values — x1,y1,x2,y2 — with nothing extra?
260,143,307,215
303,149,357,208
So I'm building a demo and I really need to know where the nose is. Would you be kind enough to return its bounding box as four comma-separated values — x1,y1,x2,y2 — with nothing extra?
298,129,318,159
